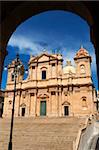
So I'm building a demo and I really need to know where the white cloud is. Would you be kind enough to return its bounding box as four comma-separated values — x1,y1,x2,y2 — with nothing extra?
8,34,97,73
8,35,46,55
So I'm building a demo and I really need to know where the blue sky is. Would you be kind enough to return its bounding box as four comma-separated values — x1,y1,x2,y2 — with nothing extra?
1,10,98,90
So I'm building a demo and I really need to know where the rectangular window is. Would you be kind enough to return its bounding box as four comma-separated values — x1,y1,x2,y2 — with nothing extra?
22,108,25,117
51,91,56,95
11,74,14,81
42,70,46,80
32,66,35,69
64,106,69,116
31,93,35,96
52,63,55,67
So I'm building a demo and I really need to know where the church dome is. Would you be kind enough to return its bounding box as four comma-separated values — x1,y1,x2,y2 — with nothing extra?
63,60,76,74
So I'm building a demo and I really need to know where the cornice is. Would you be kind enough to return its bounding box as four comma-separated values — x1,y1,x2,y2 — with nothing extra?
4,82,93,93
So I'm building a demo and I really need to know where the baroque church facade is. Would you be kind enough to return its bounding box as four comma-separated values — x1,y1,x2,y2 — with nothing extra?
3,47,96,117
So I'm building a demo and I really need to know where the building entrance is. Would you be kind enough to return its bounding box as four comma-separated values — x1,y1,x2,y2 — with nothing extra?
64,106,69,116
22,108,25,116
40,101,46,116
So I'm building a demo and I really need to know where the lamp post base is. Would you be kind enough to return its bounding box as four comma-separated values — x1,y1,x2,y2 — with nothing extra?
8,142,12,150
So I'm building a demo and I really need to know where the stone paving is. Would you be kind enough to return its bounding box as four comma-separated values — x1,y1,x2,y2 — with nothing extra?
0,117,86,150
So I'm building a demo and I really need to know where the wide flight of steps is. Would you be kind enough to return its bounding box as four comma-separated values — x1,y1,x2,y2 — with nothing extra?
0,117,87,150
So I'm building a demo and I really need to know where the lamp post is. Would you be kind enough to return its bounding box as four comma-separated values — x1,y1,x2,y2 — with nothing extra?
8,54,22,150
3,53,28,150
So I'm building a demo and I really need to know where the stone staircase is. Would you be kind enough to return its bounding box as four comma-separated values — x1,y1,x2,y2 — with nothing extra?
0,117,87,150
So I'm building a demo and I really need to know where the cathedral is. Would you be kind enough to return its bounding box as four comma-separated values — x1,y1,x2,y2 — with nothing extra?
3,47,96,117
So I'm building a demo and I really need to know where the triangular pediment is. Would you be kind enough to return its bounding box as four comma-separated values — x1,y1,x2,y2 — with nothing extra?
38,54,50,62
62,101,70,105
20,103,26,107
31,53,57,63
38,53,57,62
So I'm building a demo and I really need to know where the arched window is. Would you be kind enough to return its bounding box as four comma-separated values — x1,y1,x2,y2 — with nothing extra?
40,66,47,80
82,97,87,108
80,65,85,74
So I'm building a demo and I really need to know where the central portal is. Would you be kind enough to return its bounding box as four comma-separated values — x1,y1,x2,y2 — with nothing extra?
40,101,46,116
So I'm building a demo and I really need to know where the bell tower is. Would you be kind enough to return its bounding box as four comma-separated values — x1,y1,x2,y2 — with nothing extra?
74,46,92,78
7,59,24,84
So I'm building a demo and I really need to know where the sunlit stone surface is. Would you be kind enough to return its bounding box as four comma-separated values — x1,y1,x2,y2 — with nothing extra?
3,47,96,118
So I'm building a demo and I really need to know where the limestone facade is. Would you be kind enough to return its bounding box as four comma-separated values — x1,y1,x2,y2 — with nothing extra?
3,47,97,117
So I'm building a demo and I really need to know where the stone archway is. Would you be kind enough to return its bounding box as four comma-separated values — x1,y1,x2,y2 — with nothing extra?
0,1,99,89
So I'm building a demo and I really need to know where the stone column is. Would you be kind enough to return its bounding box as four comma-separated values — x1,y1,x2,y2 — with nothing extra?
69,85,73,116
35,89,38,116
35,63,38,116
25,91,30,117
51,91,57,117
15,91,20,117
59,88,62,117
46,96,49,116
30,93,36,117
49,63,52,78
49,91,52,117
18,91,21,116
29,93,31,116
56,90,59,117
61,88,64,116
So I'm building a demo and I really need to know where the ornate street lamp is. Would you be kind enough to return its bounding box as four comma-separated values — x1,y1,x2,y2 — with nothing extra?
8,54,21,150
4,54,28,150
